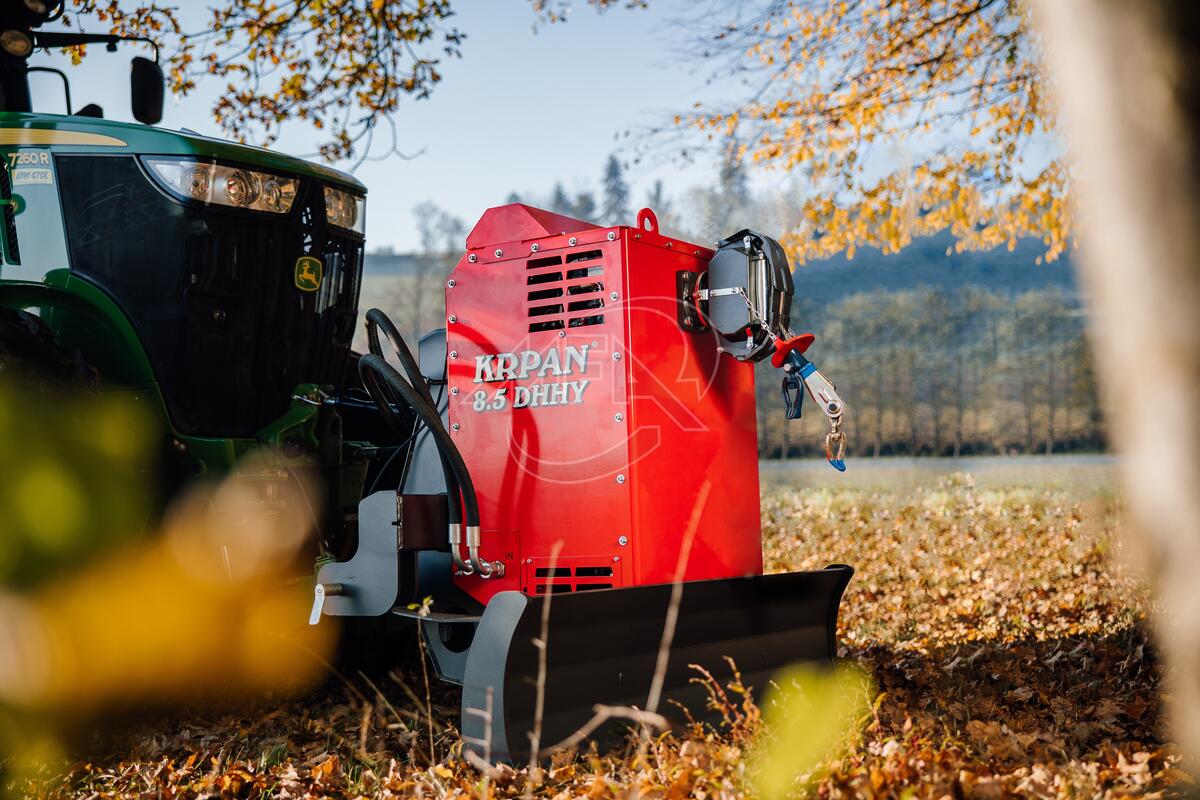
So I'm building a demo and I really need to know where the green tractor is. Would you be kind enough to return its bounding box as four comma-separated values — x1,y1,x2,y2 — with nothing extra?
0,5,379,532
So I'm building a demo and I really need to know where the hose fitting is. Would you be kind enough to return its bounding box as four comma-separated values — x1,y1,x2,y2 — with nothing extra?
466,524,504,578
449,523,474,575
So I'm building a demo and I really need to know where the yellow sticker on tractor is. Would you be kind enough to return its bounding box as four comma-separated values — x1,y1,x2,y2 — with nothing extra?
294,256,323,292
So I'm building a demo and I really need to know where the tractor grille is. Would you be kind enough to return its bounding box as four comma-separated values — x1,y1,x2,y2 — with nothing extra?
526,248,606,332
56,154,362,438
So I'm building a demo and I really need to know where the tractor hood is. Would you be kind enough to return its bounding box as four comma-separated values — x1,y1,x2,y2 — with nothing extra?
0,112,365,193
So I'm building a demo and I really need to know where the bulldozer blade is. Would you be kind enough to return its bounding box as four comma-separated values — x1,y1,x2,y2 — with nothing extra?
459,564,852,763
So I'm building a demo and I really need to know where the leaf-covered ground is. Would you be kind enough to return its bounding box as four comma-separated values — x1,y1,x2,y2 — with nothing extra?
11,475,1189,799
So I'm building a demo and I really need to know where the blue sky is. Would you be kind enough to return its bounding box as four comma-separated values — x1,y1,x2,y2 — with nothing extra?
29,1,753,252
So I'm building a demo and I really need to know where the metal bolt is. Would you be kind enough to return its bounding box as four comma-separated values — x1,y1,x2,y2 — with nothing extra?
607,231,616,241
448,314,457,323
451,387,460,396
665,242,673,248
609,291,619,301
449,350,458,359
616,473,626,484
526,558,534,564
568,237,577,246
447,279,456,288
468,253,477,263
558,330,566,338
531,243,539,252
693,250,700,256
451,423,461,431
618,536,628,546
613,556,621,563
494,248,504,258
614,413,624,423
212,309,226,322
612,352,621,361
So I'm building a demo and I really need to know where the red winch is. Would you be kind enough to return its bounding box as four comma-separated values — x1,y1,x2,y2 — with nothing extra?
314,203,851,761
444,204,762,604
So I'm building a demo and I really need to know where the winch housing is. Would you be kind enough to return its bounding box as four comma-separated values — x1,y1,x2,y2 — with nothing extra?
443,205,763,604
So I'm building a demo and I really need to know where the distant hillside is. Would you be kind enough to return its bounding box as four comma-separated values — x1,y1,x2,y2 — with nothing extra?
364,231,1080,298
794,231,1078,302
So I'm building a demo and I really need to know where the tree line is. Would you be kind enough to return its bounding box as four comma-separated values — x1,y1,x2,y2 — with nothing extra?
759,285,1104,460
366,164,1105,461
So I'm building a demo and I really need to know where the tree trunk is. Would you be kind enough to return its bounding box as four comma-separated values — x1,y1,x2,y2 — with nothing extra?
1022,370,1035,455
878,357,888,455
1033,0,1200,770
908,407,918,456
1045,342,1057,456
409,261,431,342
907,352,920,455
931,378,943,456
780,416,790,462
953,346,965,458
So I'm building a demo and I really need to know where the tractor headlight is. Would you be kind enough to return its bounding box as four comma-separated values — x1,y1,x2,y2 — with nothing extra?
142,157,298,214
324,184,365,234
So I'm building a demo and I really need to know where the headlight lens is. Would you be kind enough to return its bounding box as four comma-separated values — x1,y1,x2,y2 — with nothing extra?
142,157,298,214
324,184,365,234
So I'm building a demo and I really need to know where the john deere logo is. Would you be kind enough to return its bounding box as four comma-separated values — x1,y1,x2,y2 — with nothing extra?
295,256,323,292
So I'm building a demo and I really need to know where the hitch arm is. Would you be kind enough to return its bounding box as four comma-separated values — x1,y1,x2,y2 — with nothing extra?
776,336,847,472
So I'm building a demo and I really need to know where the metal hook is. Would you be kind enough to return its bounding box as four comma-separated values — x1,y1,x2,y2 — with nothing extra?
825,428,846,472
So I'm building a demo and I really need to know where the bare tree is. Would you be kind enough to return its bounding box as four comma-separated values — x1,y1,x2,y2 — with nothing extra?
397,202,466,341
1033,0,1200,769
408,202,442,341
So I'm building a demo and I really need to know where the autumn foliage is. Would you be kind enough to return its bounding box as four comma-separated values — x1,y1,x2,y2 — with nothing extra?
684,0,1067,264
10,477,1185,799
61,1,465,162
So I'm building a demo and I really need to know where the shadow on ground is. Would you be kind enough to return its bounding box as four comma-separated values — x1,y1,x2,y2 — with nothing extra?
831,623,1175,796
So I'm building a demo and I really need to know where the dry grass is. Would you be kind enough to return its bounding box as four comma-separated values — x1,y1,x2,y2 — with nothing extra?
8,474,1189,799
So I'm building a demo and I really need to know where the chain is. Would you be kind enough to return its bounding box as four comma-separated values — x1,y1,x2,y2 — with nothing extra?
697,284,785,344
825,415,846,465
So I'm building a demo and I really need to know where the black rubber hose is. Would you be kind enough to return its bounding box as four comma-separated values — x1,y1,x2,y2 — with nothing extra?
363,308,461,525
358,354,480,529
365,308,434,406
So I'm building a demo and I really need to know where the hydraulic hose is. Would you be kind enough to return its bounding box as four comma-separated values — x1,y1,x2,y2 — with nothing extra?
358,354,503,578
365,309,435,406
364,310,472,574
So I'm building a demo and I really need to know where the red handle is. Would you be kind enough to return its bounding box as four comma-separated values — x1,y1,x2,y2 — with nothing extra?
771,333,816,368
